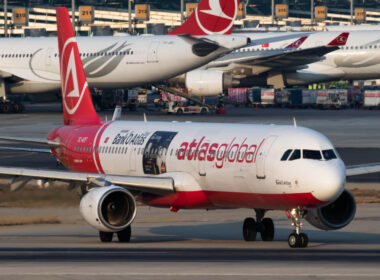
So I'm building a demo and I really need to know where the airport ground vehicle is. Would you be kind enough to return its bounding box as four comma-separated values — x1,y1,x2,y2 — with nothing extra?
163,101,209,115
363,88,380,109
228,87,274,107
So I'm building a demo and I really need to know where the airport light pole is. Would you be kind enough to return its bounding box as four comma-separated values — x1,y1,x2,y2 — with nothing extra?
4,0,8,37
71,0,75,32
180,0,184,24
271,0,275,24
128,0,132,34
310,0,314,24
350,0,354,25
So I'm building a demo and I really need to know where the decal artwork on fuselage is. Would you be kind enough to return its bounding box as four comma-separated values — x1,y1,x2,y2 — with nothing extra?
143,131,178,175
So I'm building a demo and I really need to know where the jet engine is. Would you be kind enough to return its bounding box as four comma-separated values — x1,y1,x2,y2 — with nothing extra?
306,189,356,230
79,186,136,232
168,70,238,97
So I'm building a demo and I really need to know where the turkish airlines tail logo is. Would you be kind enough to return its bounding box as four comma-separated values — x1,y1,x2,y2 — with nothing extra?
285,36,308,49
169,0,240,36
328,32,349,46
56,7,100,125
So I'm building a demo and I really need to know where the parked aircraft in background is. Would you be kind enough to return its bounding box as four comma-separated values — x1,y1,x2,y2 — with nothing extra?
168,31,349,97
1,7,379,248
0,0,249,112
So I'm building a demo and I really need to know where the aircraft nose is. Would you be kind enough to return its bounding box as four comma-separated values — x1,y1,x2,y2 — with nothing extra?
312,159,346,203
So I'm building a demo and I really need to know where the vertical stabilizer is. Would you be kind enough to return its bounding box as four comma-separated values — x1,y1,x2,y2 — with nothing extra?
169,0,240,36
56,7,101,125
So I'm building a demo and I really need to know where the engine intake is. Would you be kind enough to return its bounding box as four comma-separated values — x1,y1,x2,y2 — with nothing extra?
306,189,356,230
80,186,136,232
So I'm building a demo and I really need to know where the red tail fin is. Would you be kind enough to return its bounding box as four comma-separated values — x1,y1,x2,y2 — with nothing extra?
285,36,308,49
56,7,101,126
328,32,349,46
169,0,240,35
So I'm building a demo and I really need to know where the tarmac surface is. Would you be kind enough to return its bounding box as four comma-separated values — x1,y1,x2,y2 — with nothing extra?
1,103,380,279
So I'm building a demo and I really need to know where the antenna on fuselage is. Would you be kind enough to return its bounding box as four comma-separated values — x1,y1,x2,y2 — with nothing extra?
143,113,147,123
293,117,297,128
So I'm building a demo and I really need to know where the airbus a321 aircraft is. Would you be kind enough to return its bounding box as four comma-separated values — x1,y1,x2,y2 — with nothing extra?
1,7,379,248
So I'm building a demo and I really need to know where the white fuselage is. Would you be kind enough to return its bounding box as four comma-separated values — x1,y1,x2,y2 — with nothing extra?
0,35,247,93
56,121,345,210
221,30,380,84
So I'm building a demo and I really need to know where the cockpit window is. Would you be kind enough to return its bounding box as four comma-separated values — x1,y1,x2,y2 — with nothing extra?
322,149,337,160
303,150,322,160
289,149,301,161
281,149,292,161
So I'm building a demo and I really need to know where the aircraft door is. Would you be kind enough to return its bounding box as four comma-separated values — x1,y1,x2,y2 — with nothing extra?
147,42,159,63
255,136,278,179
198,141,210,177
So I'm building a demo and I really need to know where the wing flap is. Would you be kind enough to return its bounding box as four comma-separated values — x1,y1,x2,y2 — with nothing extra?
346,163,380,176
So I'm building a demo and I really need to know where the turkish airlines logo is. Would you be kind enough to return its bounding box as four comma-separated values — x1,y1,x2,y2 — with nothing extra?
337,35,347,44
61,38,87,115
195,0,238,35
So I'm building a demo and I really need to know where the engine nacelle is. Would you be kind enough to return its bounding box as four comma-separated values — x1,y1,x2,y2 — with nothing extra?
185,70,235,97
306,189,356,230
79,186,136,232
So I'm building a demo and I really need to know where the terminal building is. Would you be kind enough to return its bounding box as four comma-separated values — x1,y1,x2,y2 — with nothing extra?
1,1,380,37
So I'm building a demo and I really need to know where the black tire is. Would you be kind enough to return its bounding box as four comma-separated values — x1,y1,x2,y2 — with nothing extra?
260,218,275,241
99,231,113,242
299,233,309,248
117,226,131,243
2,103,13,114
243,217,257,241
177,108,183,115
288,233,301,248
13,103,23,113
200,108,207,115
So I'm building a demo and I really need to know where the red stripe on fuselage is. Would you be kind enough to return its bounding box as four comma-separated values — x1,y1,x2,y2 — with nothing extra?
93,122,112,174
140,190,323,210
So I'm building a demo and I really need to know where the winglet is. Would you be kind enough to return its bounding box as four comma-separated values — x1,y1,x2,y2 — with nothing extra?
328,32,349,46
169,0,240,35
285,36,308,49
56,7,101,125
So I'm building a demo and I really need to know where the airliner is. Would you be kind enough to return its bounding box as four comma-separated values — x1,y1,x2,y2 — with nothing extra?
171,29,380,97
1,7,379,248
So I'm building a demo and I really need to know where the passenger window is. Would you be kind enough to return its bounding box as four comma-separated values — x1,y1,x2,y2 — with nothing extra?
289,149,301,161
322,149,337,160
281,149,292,161
303,150,322,160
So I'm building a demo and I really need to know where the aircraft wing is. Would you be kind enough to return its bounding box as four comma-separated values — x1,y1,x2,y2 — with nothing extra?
0,166,175,195
346,163,380,176
0,136,60,147
213,45,339,75
0,146,51,153
0,67,60,83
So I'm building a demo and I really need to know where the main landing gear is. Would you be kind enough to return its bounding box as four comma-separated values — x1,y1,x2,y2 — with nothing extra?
243,209,275,242
99,226,132,243
287,208,309,248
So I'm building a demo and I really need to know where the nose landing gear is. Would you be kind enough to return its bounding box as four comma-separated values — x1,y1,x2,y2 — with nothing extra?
287,208,309,248
243,209,275,242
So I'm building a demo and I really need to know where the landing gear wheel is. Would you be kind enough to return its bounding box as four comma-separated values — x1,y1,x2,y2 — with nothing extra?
299,233,309,248
177,108,183,115
260,218,275,241
1,103,12,114
288,232,301,248
117,226,131,243
200,108,207,115
99,231,113,242
243,217,257,241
